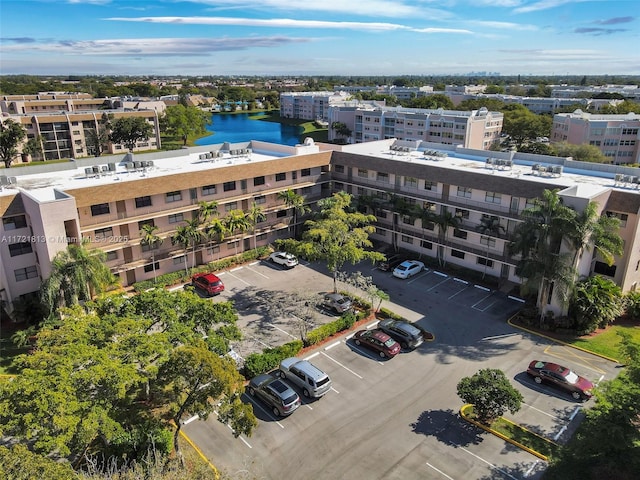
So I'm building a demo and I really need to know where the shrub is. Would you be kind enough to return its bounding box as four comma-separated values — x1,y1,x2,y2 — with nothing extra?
243,340,303,378
304,311,358,347
626,291,640,320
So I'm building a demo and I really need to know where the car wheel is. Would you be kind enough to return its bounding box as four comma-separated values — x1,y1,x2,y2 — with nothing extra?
534,376,542,384
379,351,386,358
277,370,286,379
273,406,281,417
401,342,408,349
354,339,361,346
248,387,255,396
571,391,581,400
303,388,310,398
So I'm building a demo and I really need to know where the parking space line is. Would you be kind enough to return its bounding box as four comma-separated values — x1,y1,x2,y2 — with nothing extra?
474,284,491,292
248,336,271,349
433,270,448,277
524,460,540,478
349,345,386,365
223,423,253,448
244,396,285,428
184,414,199,425
452,443,520,480
521,402,564,420
320,351,363,379
428,276,451,292
324,341,341,350
542,345,607,374
482,333,518,341
471,292,494,309
407,270,430,284
225,270,252,286
305,352,320,360
473,298,499,312
448,286,468,300
273,325,296,339
330,386,340,394
245,266,270,279
426,462,454,479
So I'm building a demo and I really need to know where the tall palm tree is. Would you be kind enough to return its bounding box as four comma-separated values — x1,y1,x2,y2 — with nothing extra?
40,240,116,317
204,217,227,260
476,215,506,279
434,208,461,267
417,203,437,259
277,189,309,238
223,209,251,257
385,193,417,252
245,202,266,252
197,200,218,224
172,217,202,275
140,223,162,283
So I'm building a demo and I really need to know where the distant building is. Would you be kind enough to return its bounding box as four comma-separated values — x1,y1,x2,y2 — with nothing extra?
280,91,353,121
551,111,640,164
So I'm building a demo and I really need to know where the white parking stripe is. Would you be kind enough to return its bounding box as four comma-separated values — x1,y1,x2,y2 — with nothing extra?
453,443,521,480
428,277,450,291
246,266,270,279
524,460,540,478
521,402,563,420
471,293,494,309
448,287,467,300
350,344,386,365
320,351,363,379
226,270,252,285
305,352,320,360
273,325,296,339
426,462,455,480
330,386,340,394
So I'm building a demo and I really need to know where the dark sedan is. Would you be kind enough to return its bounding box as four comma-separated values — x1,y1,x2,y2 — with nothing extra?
377,318,424,350
527,360,594,401
353,329,401,358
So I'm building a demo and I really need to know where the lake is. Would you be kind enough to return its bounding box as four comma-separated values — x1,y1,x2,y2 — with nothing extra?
195,112,301,146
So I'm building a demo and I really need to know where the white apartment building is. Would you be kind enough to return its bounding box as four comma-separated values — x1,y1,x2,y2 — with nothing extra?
551,111,640,164
279,91,353,121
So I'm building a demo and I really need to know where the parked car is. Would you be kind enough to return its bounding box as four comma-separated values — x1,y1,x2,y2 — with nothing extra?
377,318,424,350
191,272,225,296
247,373,301,417
526,360,594,401
321,293,352,314
353,329,401,358
392,260,425,279
378,254,401,272
269,251,299,268
278,358,332,398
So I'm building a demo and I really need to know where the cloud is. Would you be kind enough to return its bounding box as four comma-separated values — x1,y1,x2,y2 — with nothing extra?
469,0,523,6
498,48,607,61
574,27,627,36
1,36,310,56
594,16,634,25
468,20,537,30
514,0,589,14
1,37,37,44
105,16,473,34
67,0,111,4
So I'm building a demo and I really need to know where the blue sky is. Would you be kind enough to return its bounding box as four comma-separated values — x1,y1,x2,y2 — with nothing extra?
0,0,638,76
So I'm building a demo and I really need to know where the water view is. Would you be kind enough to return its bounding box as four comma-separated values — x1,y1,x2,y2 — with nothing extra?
195,112,301,146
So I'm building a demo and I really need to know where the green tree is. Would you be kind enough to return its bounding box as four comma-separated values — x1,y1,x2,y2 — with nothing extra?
172,217,202,274
0,444,77,480
109,117,154,152
287,192,384,292
140,223,162,283
475,215,505,279
331,122,352,142
223,209,251,257
568,276,625,333
502,105,551,149
21,135,44,162
155,345,256,464
0,119,27,167
552,142,609,163
245,201,266,252
457,368,523,424
160,104,210,146
434,208,461,267
405,94,454,110
277,189,310,238
40,241,116,318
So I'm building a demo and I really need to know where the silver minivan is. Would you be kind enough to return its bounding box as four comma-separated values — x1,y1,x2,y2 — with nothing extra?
278,357,332,398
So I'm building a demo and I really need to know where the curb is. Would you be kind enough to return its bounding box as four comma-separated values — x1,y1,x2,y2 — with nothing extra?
459,404,553,462
171,420,220,479
507,315,619,363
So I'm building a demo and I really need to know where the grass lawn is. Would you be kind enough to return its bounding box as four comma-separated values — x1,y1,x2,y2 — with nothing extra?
567,323,640,361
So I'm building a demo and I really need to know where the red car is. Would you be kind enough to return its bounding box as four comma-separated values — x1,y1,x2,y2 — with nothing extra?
191,273,225,296
353,329,401,358
527,360,594,401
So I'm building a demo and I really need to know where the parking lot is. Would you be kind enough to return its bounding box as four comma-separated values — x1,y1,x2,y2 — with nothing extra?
183,259,622,480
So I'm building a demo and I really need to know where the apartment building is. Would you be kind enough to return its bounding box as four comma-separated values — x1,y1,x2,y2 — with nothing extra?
551,111,640,164
327,105,503,150
2,138,640,319
279,91,352,121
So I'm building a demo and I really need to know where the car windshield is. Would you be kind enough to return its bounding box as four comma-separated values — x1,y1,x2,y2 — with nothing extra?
564,370,579,384
283,394,298,405
336,297,348,305
397,265,408,271
211,280,222,286
317,377,331,387
383,338,397,348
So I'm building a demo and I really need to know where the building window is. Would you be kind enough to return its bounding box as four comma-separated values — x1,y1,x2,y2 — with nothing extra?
8,242,33,257
138,219,155,230
357,168,368,178
402,216,414,225
401,235,413,244
256,233,268,241
202,184,216,196
456,187,472,198
135,196,152,208
334,165,345,173
15,265,38,281
301,186,312,195
485,191,502,204
225,202,237,212
594,261,616,277
477,257,493,267
276,210,287,218
223,181,236,192
90,203,110,216
377,172,389,183
106,251,118,261
165,191,182,203
334,182,344,191
480,236,496,248
254,176,266,186
424,180,437,191
404,177,418,188
421,240,433,250
254,195,266,204
605,211,628,228
173,256,186,265
95,227,113,240
453,229,468,240
275,172,286,181
227,240,239,250
455,208,469,219
451,249,465,259
168,213,184,224
301,168,311,177
207,245,220,255
144,262,160,273
2,215,27,230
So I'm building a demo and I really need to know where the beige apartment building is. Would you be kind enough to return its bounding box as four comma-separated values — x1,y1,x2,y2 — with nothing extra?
551,111,640,164
1,138,639,319
327,106,503,150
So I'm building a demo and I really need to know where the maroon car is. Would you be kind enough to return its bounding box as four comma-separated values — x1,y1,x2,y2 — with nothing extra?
353,329,401,358
191,272,225,296
527,360,594,401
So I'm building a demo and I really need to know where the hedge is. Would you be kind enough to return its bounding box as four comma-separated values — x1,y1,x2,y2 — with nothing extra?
243,340,303,378
304,311,358,347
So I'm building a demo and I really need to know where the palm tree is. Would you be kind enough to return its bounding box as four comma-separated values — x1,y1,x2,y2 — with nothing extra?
277,189,309,238
40,240,116,317
385,194,417,252
417,203,438,259
140,223,162,283
245,202,266,252
476,215,506,279
197,200,218,224
223,209,251,257
204,217,227,260
172,218,202,275
434,208,461,267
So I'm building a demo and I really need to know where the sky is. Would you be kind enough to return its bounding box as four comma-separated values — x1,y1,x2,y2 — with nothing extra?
0,0,638,77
